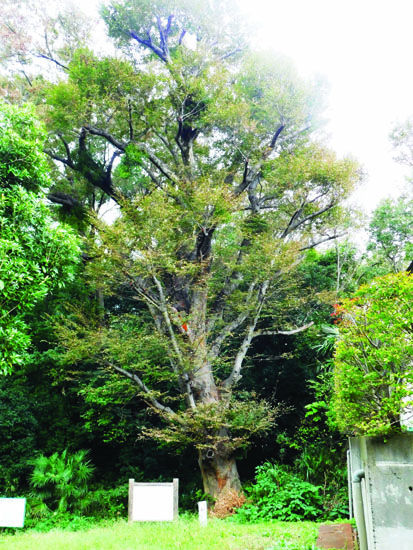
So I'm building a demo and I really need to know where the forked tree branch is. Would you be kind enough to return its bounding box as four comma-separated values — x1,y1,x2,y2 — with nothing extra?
300,234,345,251
110,364,176,416
222,280,269,389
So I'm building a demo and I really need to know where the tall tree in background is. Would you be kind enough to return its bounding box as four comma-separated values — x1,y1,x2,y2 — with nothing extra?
367,196,413,273
0,103,79,373
3,0,359,500
332,272,413,436
389,119,413,272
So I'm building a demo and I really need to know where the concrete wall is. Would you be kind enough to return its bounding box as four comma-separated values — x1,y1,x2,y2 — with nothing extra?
349,434,413,550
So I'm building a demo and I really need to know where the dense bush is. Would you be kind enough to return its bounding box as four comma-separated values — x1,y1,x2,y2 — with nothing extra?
333,272,413,435
0,377,38,496
24,484,128,531
28,449,95,517
24,513,99,532
235,462,324,522
86,485,128,519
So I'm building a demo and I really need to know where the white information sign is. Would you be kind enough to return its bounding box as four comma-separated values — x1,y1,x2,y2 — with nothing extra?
0,498,26,528
128,479,178,522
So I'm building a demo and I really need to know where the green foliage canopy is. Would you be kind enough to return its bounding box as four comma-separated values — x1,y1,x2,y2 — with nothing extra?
0,104,80,372
368,195,413,272
333,272,413,435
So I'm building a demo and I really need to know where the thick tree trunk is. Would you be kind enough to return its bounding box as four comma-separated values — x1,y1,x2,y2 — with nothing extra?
188,289,243,500
198,442,241,500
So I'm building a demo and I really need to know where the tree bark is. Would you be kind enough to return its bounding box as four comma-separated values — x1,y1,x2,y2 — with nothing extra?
198,438,241,499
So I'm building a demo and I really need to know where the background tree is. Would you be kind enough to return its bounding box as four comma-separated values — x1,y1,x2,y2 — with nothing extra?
0,103,79,372
0,0,92,82
367,196,413,273
332,272,413,435
390,117,413,176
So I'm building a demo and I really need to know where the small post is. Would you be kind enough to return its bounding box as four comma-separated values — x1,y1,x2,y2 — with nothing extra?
173,478,179,520
347,449,353,519
198,500,208,526
128,479,134,523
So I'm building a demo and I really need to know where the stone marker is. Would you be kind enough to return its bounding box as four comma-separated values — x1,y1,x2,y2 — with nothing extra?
198,500,207,526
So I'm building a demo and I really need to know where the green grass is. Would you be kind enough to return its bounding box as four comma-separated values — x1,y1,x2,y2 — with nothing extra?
0,517,321,549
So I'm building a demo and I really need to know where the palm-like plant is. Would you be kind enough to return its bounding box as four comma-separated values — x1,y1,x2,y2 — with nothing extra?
29,449,95,516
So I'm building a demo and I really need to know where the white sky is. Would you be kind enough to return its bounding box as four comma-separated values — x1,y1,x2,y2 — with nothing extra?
237,0,413,212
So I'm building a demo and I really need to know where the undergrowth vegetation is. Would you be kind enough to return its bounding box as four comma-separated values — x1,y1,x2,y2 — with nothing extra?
234,462,347,523
23,450,128,530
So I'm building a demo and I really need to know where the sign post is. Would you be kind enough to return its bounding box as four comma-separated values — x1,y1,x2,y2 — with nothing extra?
128,479,179,522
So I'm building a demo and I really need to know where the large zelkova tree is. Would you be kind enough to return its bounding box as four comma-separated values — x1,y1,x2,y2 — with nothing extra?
0,103,80,373
26,0,359,500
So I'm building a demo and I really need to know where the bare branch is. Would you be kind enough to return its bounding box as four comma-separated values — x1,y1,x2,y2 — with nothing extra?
280,205,305,239
281,202,335,238
233,159,251,195
233,124,285,198
110,364,177,415
255,322,314,338
106,150,122,176
35,53,69,71
307,188,331,204
155,130,179,164
138,143,180,184
45,150,73,168
218,48,242,61
269,123,285,150
47,191,81,209
84,125,127,151
129,29,168,63
57,133,73,164
300,234,345,251
143,166,164,188
178,29,187,45
156,15,173,62
210,308,250,358
127,100,134,141
247,173,261,213
223,280,269,389
152,275,196,409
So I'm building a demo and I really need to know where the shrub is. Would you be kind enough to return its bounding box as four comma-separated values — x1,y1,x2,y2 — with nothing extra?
28,449,95,517
86,485,128,519
333,272,413,435
235,462,324,522
24,513,99,532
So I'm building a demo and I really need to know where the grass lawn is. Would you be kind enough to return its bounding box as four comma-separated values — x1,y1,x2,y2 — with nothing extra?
0,517,322,549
